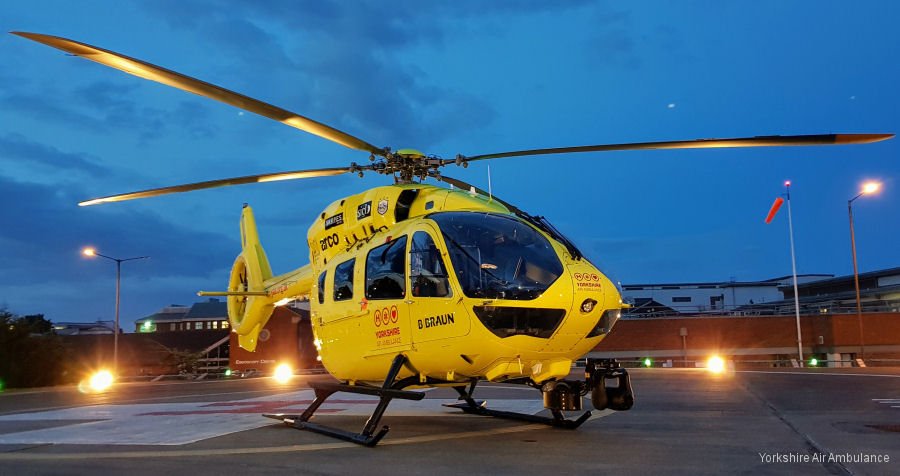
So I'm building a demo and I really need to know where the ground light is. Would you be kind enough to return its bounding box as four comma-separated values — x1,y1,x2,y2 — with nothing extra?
706,355,726,374
273,363,293,384
809,358,819,367
224,369,233,377
89,370,114,392
643,358,653,367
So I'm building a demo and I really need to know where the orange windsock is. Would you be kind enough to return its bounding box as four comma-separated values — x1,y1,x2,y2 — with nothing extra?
765,197,784,224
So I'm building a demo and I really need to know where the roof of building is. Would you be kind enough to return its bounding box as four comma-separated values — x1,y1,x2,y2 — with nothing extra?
53,321,117,335
622,274,835,290
185,299,228,319
136,299,226,324
780,267,900,292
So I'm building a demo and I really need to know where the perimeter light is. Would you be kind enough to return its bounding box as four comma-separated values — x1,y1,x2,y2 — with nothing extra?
273,363,293,384
809,358,819,367
89,370,114,392
706,356,726,374
643,358,653,367
82,247,96,257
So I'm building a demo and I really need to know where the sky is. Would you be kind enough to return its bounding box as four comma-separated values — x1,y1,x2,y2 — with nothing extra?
1,1,898,330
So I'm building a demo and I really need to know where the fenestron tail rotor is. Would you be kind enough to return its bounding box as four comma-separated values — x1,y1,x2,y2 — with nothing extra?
12,31,385,156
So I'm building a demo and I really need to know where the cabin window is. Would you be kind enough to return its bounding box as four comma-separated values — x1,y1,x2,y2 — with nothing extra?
410,231,451,298
366,236,408,300
333,259,355,301
317,270,327,304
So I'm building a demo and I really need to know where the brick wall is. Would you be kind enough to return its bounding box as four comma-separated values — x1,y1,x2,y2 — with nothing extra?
595,312,900,361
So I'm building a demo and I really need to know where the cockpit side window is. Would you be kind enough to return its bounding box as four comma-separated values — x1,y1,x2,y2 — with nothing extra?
317,270,327,304
333,258,355,301
365,236,407,300
410,231,451,298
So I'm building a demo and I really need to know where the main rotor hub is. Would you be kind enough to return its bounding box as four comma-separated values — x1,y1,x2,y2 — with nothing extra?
370,147,443,183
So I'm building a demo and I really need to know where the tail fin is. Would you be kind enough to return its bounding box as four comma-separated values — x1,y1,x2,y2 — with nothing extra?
228,205,275,351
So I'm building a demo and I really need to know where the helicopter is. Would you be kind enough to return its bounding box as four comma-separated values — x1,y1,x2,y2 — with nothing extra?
13,31,892,447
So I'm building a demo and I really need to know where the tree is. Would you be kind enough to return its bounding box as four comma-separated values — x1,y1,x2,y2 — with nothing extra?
0,309,69,388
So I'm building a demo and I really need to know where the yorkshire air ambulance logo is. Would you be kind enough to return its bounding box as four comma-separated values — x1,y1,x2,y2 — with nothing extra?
377,198,389,216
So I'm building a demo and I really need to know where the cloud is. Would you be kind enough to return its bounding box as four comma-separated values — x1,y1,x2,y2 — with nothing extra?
1,93,108,133
0,132,108,176
0,176,238,287
2,81,217,144
137,0,504,151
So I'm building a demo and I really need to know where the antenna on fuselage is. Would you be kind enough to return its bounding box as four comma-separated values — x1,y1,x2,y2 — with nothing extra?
487,166,493,202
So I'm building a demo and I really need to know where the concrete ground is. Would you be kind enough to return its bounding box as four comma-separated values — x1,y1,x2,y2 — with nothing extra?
0,367,897,475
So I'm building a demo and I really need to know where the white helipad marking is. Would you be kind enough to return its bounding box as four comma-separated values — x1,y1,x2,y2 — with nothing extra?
0,423,550,460
872,398,900,409
738,371,900,378
0,390,547,446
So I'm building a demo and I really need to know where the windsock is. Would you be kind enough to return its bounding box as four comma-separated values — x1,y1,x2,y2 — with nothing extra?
765,197,785,224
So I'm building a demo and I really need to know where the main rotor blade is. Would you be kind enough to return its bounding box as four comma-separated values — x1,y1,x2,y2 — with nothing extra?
13,31,384,156
453,134,894,163
79,167,353,206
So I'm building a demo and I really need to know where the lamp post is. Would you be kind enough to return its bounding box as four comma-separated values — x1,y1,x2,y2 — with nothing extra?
82,247,148,374
847,182,881,360
784,181,804,366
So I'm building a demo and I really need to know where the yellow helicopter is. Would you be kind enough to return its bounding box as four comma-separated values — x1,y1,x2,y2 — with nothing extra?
14,31,892,447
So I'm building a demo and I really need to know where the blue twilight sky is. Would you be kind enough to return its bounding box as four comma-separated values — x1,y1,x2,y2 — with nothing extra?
1,1,898,329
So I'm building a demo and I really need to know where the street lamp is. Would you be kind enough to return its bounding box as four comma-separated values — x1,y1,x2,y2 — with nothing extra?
82,247,149,374
847,181,881,360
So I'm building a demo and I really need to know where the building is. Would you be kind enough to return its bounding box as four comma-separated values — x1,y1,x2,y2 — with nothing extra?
134,299,230,333
229,302,319,374
52,320,117,335
601,267,900,367
593,311,900,367
621,274,833,316
769,266,900,315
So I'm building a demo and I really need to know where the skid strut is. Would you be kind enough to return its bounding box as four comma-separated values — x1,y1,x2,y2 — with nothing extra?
443,379,593,429
264,354,422,447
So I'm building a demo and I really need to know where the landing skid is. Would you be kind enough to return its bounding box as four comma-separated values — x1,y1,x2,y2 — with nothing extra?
443,380,592,429
264,354,422,447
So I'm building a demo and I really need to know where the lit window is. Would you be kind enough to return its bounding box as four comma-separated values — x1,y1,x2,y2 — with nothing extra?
222,320,230,329
195,322,202,330
212,321,218,329
170,323,176,331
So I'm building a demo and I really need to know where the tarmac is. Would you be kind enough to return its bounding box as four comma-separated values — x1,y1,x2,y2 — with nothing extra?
0,367,897,475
